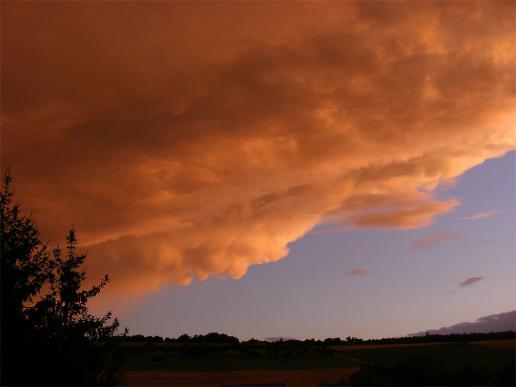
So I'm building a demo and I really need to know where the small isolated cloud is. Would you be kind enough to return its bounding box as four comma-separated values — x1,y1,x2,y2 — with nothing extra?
459,276,484,287
411,232,459,250
458,210,501,221
343,269,369,276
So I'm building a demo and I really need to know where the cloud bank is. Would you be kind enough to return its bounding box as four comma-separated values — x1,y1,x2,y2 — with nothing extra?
2,2,515,295
409,310,516,336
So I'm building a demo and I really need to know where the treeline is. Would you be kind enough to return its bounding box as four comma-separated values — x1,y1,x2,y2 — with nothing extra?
324,331,516,346
120,332,239,344
120,330,515,346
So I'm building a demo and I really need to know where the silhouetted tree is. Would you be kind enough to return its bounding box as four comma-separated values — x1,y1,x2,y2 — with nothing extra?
1,170,53,384
1,171,125,385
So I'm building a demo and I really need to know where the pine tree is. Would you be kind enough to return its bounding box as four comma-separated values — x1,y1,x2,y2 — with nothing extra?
1,171,125,385
1,170,53,384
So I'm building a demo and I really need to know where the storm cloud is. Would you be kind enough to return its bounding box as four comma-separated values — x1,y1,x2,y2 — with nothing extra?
2,2,515,295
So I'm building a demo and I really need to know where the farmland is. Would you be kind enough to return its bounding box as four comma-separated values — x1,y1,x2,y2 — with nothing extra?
123,368,360,386
120,336,515,386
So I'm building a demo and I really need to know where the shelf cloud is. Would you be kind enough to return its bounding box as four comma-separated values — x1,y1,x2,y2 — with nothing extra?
2,2,515,295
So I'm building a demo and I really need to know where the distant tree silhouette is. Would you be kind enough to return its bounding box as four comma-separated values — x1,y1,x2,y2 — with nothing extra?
1,170,125,385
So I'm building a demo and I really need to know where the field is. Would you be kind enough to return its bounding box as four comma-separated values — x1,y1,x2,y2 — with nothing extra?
123,368,360,386
122,345,358,372
121,339,515,386
338,340,515,368
471,339,516,349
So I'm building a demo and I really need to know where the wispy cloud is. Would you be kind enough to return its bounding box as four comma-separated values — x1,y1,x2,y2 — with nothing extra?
458,210,501,221
411,233,459,250
459,276,484,287
343,269,369,276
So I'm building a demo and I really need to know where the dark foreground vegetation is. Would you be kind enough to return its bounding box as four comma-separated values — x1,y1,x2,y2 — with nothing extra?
1,171,515,386
343,354,515,386
1,172,125,386
339,341,515,386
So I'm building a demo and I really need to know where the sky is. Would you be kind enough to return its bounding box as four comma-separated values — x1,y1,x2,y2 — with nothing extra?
1,1,515,339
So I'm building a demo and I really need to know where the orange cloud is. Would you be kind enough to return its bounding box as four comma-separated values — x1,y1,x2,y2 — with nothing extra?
1,2,515,295
348,199,459,230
